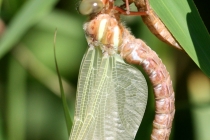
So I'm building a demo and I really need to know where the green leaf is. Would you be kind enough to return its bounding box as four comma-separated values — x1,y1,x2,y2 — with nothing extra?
0,0,2,11
53,30,72,136
7,57,27,140
0,0,58,59
150,0,210,77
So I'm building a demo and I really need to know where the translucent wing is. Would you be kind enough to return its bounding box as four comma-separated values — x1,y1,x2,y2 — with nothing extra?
113,55,148,139
69,47,148,140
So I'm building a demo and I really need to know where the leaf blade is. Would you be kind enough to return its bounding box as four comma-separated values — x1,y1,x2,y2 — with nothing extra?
0,0,58,59
150,0,210,77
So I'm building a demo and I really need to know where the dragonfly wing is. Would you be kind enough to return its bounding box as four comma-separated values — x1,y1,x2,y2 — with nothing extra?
113,54,148,139
70,48,148,140
88,54,148,140
70,47,101,139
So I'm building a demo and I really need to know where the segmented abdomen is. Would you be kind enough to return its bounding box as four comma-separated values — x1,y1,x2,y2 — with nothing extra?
119,28,175,140
134,0,182,50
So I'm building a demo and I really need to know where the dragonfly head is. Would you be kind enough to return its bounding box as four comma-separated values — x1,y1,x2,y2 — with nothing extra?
78,0,117,16
79,0,104,15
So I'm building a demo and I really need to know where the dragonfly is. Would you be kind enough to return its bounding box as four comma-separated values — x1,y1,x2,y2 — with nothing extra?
117,0,182,50
69,0,175,139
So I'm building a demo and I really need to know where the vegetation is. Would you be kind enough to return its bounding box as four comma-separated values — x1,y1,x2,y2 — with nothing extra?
0,0,209,140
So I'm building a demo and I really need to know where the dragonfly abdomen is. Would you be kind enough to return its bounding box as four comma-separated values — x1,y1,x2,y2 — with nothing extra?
119,28,175,140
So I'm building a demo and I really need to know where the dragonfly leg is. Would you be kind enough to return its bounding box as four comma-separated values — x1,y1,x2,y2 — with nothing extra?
114,6,148,15
129,0,150,15
114,0,149,16
125,0,130,14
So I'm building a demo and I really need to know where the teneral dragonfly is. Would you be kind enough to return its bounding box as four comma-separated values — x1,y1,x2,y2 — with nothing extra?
69,0,175,139
118,0,182,50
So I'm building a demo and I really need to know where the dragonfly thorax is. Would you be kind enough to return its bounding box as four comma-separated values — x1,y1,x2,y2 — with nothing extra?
84,14,123,55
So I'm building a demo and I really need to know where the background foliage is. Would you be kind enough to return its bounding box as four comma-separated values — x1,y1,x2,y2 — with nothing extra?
0,0,209,140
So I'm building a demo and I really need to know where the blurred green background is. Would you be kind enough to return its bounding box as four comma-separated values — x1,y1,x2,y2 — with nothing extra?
0,0,209,140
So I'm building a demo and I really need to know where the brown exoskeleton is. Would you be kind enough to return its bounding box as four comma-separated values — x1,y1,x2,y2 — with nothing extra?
117,0,183,50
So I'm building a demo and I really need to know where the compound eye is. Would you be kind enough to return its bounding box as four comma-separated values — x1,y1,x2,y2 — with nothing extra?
79,0,103,15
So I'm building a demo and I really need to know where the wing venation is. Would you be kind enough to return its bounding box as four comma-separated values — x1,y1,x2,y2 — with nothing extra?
70,48,148,140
